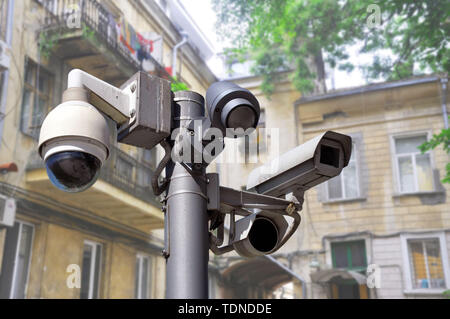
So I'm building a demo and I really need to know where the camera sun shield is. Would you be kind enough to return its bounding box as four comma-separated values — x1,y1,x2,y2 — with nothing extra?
206,81,260,135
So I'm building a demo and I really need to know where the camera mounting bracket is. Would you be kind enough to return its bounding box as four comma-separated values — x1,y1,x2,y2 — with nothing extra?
207,184,302,256
67,69,135,124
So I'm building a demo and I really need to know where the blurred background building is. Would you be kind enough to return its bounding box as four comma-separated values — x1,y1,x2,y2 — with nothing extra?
0,0,449,299
215,73,450,299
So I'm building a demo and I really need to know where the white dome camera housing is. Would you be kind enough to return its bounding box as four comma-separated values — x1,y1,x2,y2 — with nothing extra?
38,91,110,193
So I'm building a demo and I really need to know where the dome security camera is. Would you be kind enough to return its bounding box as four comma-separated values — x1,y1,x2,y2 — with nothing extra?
206,81,260,136
38,89,110,193
38,69,172,194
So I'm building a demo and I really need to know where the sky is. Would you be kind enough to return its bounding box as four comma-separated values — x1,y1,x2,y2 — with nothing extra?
179,0,374,90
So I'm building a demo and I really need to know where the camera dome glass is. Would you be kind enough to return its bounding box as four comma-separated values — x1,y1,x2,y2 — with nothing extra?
45,151,102,193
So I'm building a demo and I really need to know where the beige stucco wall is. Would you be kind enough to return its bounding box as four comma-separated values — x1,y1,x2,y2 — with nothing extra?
29,223,84,299
298,81,450,250
17,216,164,299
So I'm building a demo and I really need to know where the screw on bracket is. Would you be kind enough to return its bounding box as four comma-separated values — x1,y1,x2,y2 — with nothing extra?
162,250,170,259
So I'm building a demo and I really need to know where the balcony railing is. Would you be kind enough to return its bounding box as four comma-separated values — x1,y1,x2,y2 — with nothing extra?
27,145,160,207
41,0,170,79
42,0,141,71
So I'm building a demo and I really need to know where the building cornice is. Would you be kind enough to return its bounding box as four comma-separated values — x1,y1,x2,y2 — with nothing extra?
295,75,444,106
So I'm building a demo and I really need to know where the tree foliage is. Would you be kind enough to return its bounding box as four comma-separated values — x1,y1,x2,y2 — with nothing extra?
419,124,450,184
170,76,190,92
213,0,450,96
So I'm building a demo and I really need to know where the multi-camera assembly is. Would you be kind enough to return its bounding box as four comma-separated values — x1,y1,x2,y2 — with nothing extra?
207,131,352,258
38,69,352,259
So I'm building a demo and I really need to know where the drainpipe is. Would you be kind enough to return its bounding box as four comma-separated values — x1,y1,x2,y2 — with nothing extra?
440,77,448,129
171,31,189,78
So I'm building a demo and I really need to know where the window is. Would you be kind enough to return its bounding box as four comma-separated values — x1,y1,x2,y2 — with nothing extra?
408,239,445,289
135,254,152,299
137,167,152,187
115,155,134,182
393,134,434,193
0,71,4,112
142,148,157,169
401,233,450,292
256,109,267,154
326,143,359,200
80,241,102,299
331,240,367,271
36,0,59,15
0,0,9,42
20,59,53,139
0,221,34,299
240,109,267,161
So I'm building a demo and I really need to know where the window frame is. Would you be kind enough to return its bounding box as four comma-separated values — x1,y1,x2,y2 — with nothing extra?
20,59,54,139
322,133,365,203
331,240,368,272
141,148,157,170
401,232,450,294
325,141,361,202
80,240,103,299
0,0,13,44
135,253,152,299
9,220,35,299
390,131,435,195
240,108,267,162
36,0,59,15
115,154,134,182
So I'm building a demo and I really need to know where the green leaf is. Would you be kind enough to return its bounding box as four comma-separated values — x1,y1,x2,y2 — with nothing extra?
213,0,449,96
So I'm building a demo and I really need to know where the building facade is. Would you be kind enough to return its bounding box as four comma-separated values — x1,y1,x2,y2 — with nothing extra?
216,74,450,299
0,0,215,299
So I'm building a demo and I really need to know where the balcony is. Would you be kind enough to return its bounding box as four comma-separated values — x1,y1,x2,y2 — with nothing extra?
40,0,168,84
25,145,164,232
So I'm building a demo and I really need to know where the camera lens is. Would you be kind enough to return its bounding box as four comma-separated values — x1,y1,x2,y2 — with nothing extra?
45,151,102,193
224,103,257,130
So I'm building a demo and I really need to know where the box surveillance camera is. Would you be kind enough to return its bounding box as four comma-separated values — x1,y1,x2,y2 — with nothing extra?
247,131,352,198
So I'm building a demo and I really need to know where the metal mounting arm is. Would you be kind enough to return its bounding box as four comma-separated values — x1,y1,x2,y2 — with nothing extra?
208,186,302,256
67,69,136,124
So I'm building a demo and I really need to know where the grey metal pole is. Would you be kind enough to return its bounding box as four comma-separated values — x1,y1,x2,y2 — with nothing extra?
165,91,209,299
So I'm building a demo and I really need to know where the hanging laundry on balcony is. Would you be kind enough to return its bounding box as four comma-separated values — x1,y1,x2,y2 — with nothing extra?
136,33,154,62
137,33,154,53
119,21,141,54
118,19,154,63
137,47,151,62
